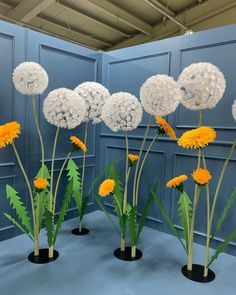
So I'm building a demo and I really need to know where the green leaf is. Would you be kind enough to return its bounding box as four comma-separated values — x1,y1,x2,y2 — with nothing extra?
128,206,138,246
87,159,121,196
211,186,236,245
79,196,89,221
6,184,33,236
95,196,119,233
120,213,127,240
178,191,192,250
208,230,236,267
53,179,73,244
136,190,154,243
36,164,50,179
45,209,54,247
3,213,33,240
35,190,48,230
109,164,123,216
152,189,187,254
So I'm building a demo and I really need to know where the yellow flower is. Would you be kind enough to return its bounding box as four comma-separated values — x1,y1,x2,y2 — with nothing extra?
0,121,21,148
70,136,87,152
178,126,216,149
99,179,115,197
34,178,48,190
192,168,212,185
166,175,188,188
128,154,139,163
156,117,176,139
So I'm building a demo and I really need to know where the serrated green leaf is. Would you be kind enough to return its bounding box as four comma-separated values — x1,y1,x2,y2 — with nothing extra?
128,206,138,246
95,196,119,233
6,184,33,236
152,189,187,253
208,230,236,267
53,179,73,244
35,190,48,230
136,189,155,243
178,191,192,250
79,196,89,221
45,209,54,247
120,213,127,240
36,164,50,179
87,159,121,197
211,186,236,246
3,213,33,240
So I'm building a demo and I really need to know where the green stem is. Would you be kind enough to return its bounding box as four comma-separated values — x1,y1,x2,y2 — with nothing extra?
187,148,202,271
81,122,88,196
123,132,129,213
202,151,211,277
198,110,203,126
133,115,152,206
32,95,45,172
113,193,122,217
135,131,159,206
12,143,35,227
53,151,72,213
210,139,236,225
50,127,60,212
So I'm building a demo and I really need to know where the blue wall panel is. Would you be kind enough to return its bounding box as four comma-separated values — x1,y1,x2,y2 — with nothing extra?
101,24,236,255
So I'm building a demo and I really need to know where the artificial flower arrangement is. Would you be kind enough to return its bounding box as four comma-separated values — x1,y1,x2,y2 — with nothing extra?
1,62,87,263
154,62,236,282
97,76,183,260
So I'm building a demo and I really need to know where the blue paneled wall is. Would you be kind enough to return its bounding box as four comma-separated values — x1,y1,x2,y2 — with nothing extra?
0,19,236,255
101,24,236,255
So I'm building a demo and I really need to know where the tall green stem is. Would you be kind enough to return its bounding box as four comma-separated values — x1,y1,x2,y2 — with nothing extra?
201,151,211,277
53,151,72,213
133,116,152,206
50,127,60,212
187,148,202,271
79,122,88,231
12,143,38,254
135,131,159,206
32,95,45,172
123,132,129,213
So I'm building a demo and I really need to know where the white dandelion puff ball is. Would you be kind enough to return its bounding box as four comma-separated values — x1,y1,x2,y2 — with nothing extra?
102,92,143,132
74,81,110,124
178,62,226,110
140,75,182,116
43,88,86,129
232,100,236,121
13,61,49,95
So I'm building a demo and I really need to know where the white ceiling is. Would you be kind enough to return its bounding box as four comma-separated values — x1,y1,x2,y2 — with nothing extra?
0,0,235,51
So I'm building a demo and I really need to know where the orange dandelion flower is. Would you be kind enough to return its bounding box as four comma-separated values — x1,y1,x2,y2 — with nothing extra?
34,178,48,190
99,179,115,197
166,175,188,188
192,168,212,186
156,117,176,139
70,136,87,153
0,121,21,148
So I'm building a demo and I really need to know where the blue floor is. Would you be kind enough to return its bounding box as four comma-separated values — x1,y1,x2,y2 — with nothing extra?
0,210,235,295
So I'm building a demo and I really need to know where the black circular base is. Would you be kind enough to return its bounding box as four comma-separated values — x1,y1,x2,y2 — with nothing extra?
28,249,59,264
71,227,90,235
181,264,215,283
114,247,142,261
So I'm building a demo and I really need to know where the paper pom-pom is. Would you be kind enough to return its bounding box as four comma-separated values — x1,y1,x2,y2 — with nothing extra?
140,75,182,116
13,62,48,95
178,62,226,110
102,92,143,132
43,88,86,129
74,82,110,124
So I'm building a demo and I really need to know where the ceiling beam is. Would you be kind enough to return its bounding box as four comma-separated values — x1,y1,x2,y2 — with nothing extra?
7,0,55,23
87,0,153,36
57,0,130,37
108,0,236,51
144,0,188,30
146,0,176,16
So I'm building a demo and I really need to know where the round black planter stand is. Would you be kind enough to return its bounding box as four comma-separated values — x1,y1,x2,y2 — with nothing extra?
28,249,59,264
114,247,142,261
181,264,215,283
71,227,90,235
